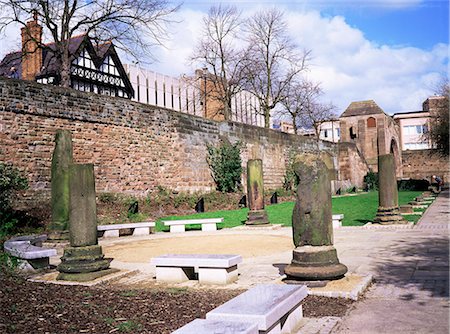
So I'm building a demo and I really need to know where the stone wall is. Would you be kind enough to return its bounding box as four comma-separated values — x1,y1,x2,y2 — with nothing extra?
0,77,337,208
337,143,370,188
402,149,449,182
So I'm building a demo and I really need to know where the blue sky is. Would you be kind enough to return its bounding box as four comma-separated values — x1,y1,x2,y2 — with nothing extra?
0,0,448,114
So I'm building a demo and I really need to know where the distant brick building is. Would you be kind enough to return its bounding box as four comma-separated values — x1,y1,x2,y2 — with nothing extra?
339,100,402,176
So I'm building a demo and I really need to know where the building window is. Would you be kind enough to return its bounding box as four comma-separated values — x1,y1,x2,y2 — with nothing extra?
404,142,430,150
350,127,357,139
403,125,428,135
367,117,376,128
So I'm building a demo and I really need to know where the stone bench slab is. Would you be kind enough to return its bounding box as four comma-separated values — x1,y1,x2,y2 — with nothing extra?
97,222,155,238
4,241,57,260
151,254,242,268
162,218,223,233
97,222,155,230
151,254,242,285
4,235,57,270
172,319,258,334
206,284,308,333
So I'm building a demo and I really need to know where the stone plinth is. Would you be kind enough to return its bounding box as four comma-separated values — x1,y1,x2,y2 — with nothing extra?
373,154,407,225
246,159,269,225
48,130,73,240
285,154,347,281
399,205,414,214
57,164,113,281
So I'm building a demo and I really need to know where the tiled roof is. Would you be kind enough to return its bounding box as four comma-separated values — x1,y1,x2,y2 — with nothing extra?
340,100,385,117
0,34,114,79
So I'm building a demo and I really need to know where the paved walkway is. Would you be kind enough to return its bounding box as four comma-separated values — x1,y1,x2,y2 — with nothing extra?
333,189,449,334
91,190,449,333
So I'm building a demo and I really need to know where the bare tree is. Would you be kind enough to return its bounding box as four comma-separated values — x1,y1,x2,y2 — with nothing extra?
190,5,246,121
242,8,310,128
427,78,449,156
279,79,321,134
0,0,178,87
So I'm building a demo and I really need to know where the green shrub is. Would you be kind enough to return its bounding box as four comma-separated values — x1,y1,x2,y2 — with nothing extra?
363,171,378,190
0,163,28,236
0,163,28,211
207,140,242,193
397,179,430,191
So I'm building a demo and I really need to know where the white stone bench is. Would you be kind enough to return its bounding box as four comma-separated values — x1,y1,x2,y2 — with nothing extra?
332,214,344,228
151,254,242,285
4,235,57,270
97,221,155,238
206,284,308,334
172,319,258,334
162,218,223,233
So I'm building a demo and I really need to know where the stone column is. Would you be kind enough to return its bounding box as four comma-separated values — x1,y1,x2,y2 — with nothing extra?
246,159,269,225
57,164,116,281
373,154,407,224
48,130,73,240
285,153,347,281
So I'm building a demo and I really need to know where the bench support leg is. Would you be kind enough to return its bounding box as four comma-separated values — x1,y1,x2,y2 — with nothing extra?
332,219,342,228
198,265,238,285
280,304,303,334
170,225,185,233
132,227,150,236
201,223,217,232
155,266,194,283
103,230,120,238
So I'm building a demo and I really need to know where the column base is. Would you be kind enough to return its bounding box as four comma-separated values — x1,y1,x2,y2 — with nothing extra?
373,206,408,225
246,210,269,225
285,245,348,281
57,245,112,278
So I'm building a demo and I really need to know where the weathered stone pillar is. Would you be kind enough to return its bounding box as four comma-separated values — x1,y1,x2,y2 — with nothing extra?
373,154,407,224
57,164,115,281
246,159,269,225
285,153,347,281
48,130,73,240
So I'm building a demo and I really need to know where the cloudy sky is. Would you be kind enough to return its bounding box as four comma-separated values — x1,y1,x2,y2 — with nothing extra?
0,0,448,115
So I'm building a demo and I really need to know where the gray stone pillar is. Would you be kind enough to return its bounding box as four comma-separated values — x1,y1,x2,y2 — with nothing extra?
57,164,116,281
48,130,73,240
285,153,347,281
373,154,407,224
246,159,269,225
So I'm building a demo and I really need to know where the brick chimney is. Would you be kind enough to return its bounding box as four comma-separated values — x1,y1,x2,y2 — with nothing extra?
21,12,43,81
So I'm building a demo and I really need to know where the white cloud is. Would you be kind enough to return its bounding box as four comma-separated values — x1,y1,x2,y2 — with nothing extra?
0,5,446,115
285,10,447,114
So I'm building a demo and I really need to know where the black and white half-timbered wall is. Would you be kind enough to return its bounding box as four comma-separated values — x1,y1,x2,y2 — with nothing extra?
0,16,134,99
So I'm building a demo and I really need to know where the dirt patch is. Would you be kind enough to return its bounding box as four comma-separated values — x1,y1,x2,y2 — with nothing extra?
103,234,293,262
0,272,354,333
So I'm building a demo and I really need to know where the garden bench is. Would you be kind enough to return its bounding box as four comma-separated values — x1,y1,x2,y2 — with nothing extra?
332,214,344,228
162,218,223,233
97,221,155,238
151,254,242,285
4,234,57,269
206,284,308,334
172,319,258,334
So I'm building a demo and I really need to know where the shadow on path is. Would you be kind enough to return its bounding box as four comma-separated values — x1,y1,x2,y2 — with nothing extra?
373,234,449,298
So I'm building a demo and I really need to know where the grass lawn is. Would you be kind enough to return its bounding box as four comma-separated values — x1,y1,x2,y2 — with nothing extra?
156,190,425,230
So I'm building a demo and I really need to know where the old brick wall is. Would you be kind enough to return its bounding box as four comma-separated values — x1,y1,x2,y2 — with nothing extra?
0,77,338,208
402,150,449,183
338,142,370,188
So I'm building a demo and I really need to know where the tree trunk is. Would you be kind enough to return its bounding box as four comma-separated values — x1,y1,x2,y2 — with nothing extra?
264,106,271,128
60,45,71,88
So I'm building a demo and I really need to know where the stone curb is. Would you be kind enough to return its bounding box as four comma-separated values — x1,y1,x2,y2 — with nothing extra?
28,269,138,286
308,275,373,301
